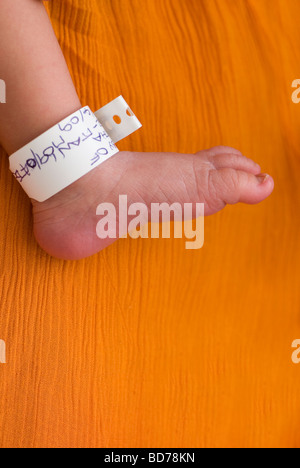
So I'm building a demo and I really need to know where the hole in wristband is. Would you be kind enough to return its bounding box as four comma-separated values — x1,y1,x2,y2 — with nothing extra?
113,115,122,124
126,107,134,117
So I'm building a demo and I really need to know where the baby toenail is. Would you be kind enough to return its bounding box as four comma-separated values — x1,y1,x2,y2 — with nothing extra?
256,173,269,184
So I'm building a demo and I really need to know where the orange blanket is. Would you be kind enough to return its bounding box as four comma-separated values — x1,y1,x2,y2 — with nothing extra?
0,0,299,448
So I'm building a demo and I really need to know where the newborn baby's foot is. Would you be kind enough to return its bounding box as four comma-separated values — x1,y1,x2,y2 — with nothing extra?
32,146,274,259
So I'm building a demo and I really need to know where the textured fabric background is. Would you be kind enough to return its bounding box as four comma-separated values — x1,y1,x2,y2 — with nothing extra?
0,0,299,448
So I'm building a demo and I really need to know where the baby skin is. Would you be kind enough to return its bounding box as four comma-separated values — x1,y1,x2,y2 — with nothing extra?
0,0,274,260
32,146,274,260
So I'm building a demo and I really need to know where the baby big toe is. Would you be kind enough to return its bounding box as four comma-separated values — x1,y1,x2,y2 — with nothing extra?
208,167,274,210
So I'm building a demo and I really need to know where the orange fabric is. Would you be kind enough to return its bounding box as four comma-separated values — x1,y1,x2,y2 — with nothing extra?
0,0,299,448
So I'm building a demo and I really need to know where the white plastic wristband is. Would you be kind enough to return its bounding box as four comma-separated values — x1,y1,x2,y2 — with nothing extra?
95,96,142,144
9,96,142,202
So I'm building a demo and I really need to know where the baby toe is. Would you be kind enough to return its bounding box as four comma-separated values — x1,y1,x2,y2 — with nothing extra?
208,168,274,208
204,146,243,156
211,153,261,174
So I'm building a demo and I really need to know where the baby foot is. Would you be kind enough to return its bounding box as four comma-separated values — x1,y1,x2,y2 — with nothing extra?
32,146,274,260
